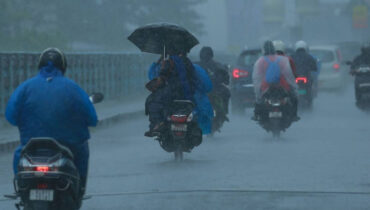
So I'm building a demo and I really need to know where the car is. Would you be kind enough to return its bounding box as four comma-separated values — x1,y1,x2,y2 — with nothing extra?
310,45,347,90
231,49,261,113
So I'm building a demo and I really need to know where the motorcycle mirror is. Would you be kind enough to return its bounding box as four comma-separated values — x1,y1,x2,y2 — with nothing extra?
89,93,104,104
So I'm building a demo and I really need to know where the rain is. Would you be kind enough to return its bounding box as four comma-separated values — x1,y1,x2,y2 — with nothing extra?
1,0,370,209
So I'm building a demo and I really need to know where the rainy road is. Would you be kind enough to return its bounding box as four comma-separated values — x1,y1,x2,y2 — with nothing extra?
1,86,370,209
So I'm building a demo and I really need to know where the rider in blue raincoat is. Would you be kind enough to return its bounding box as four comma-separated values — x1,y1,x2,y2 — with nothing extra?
146,55,213,135
5,48,97,197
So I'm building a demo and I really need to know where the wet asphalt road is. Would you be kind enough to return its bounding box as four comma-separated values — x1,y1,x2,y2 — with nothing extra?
1,86,370,209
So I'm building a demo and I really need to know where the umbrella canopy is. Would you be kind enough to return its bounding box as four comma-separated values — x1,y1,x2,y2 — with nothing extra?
128,23,199,55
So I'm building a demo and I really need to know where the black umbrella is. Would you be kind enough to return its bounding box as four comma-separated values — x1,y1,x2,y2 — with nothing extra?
128,23,199,56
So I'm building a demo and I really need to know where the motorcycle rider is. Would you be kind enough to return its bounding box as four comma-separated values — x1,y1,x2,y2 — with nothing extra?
350,42,370,74
350,43,370,103
6,48,97,198
147,60,214,135
196,46,230,130
273,40,297,78
291,41,318,81
252,41,299,121
144,51,197,137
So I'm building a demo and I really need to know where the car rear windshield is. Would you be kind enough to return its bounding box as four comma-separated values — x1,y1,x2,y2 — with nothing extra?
238,51,261,66
310,50,335,63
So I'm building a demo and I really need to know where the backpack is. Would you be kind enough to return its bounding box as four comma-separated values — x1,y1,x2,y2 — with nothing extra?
264,56,281,84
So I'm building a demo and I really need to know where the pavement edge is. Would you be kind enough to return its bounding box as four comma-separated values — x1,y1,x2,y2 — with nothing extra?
0,110,145,153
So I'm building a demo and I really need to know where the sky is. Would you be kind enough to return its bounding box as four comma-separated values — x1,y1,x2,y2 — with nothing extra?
195,0,228,52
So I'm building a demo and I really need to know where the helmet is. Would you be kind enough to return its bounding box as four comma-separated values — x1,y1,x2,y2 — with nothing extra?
200,46,214,62
38,48,67,74
262,40,276,55
273,40,285,54
295,40,308,51
361,42,370,54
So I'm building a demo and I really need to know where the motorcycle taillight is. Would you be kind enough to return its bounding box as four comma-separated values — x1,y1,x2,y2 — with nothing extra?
35,166,50,172
170,115,188,123
37,183,48,189
296,77,307,84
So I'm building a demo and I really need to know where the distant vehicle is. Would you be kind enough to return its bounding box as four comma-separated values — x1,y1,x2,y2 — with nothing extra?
296,76,313,109
231,49,261,113
351,65,370,109
310,45,346,90
255,87,295,138
155,100,202,161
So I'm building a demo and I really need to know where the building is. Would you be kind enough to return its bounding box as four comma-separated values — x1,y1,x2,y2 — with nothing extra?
225,0,369,53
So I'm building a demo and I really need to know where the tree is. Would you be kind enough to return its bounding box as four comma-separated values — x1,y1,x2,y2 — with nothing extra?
0,0,206,51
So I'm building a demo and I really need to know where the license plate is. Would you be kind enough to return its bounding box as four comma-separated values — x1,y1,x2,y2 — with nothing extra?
298,89,307,95
171,124,187,132
29,189,54,201
269,112,282,118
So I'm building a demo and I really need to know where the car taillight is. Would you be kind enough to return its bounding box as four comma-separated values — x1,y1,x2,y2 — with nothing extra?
296,77,307,84
333,63,340,70
36,166,50,172
233,69,249,79
170,115,188,123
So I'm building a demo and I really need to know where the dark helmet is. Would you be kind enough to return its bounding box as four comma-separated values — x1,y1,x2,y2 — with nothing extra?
361,43,370,55
262,40,276,55
38,48,67,74
200,46,214,61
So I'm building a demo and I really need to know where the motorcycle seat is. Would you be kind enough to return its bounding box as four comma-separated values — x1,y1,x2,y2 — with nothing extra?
21,138,74,160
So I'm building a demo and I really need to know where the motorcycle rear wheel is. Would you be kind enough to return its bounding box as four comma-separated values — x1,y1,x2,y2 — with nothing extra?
174,147,183,162
24,201,50,210
272,130,281,138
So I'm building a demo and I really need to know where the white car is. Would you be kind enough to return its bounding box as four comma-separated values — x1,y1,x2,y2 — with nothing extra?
310,45,347,90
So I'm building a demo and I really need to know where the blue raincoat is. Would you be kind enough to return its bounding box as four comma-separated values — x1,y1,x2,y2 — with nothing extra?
192,64,214,134
6,62,97,177
148,58,213,134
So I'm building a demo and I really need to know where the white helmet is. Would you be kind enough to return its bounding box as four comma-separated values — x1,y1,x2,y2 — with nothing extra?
273,40,285,53
295,40,308,51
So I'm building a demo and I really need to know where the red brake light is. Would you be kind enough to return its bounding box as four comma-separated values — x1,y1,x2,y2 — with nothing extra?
296,77,307,84
37,183,48,189
233,69,249,79
170,115,187,123
333,63,340,70
36,166,50,172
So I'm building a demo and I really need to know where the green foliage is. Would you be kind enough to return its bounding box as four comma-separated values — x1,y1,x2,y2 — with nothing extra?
0,0,205,52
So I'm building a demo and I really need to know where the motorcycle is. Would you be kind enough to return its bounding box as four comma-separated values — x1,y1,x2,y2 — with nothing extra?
155,100,202,161
295,76,313,109
353,65,370,109
256,87,294,138
209,92,229,135
5,93,104,210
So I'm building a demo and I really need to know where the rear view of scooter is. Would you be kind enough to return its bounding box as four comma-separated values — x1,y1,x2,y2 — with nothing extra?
157,100,202,161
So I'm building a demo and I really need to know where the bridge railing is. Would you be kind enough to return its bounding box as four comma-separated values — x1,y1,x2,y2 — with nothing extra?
0,52,156,116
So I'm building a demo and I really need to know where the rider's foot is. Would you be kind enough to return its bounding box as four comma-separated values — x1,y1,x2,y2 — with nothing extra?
144,130,160,137
225,116,230,122
251,115,259,121
292,116,300,122
144,122,165,137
